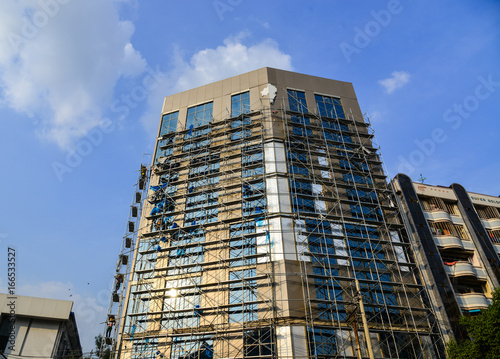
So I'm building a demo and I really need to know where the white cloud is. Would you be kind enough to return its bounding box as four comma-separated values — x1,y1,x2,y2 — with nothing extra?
141,35,293,134
0,0,146,149
379,71,411,94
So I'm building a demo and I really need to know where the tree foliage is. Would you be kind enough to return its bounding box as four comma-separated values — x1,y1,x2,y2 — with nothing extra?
447,287,500,359
83,334,111,359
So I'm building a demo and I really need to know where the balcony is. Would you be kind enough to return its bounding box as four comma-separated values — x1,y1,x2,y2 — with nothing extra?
444,261,486,279
482,218,500,229
462,240,475,251
450,215,464,225
434,235,464,250
424,210,451,222
456,293,490,310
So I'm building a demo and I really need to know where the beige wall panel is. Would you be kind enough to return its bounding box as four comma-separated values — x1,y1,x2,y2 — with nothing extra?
218,93,231,119
170,93,181,112
162,96,172,113
249,87,261,112
212,80,223,99
213,97,223,120
21,320,59,357
179,90,190,108
178,108,188,129
231,75,240,94
248,69,262,89
239,73,250,92
222,78,232,95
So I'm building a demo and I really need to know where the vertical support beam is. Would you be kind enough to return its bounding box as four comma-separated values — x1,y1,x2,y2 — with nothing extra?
355,279,375,359
352,319,363,359
451,183,500,287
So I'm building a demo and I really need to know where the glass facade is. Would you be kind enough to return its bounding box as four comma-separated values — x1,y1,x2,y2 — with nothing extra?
160,111,179,136
231,91,250,117
315,94,345,119
288,89,308,113
186,102,213,129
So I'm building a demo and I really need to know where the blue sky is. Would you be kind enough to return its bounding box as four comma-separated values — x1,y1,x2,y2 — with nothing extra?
0,0,499,353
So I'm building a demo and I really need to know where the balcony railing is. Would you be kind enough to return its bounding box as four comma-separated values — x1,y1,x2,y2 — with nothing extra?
444,261,486,279
424,210,451,222
434,235,464,250
482,217,500,230
456,293,490,310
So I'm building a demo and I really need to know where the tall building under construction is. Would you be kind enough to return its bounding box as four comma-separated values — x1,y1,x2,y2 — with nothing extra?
110,68,447,358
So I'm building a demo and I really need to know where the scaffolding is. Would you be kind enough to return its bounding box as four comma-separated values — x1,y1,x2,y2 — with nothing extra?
280,90,446,358
110,87,446,359
112,98,278,359
101,155,151,356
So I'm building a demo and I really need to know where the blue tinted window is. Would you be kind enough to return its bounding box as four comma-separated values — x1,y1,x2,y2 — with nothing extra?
292,126,313,137
322,120,349,131
289,180,312,195
183,139,210,152
344,224,379,239
242,166,264,178
184,208,218,226
347,189,378,203
231,129,252,141
292,197,315,213
351,205,383,221
170,337,213,359
290,115,310,125
243,198,267,216
324,131,353,143
243,181,265,198
314,278,346,321
315,94,345,119
167,245,204,275
304,219,331,234
242,152,263,166
229,236,257,267
188,176,219,189
290,165,309,176
186,102,213,128
229,269,258,322
154,146,173,163
342,173,373,185
339,159,369,172
288,90,308,113
185,127,211,140
231,117,251,128
287,151,308,163
188,163,220,178
230,221,256,237
308,328,338,356
186,192,219,209
231,91,250,117
159,112,178,136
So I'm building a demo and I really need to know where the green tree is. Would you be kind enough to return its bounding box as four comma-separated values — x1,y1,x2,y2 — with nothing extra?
447,287,500,359
83,334,111,359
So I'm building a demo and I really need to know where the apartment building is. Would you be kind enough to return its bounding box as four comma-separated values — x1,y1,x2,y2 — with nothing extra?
393,174,500,342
